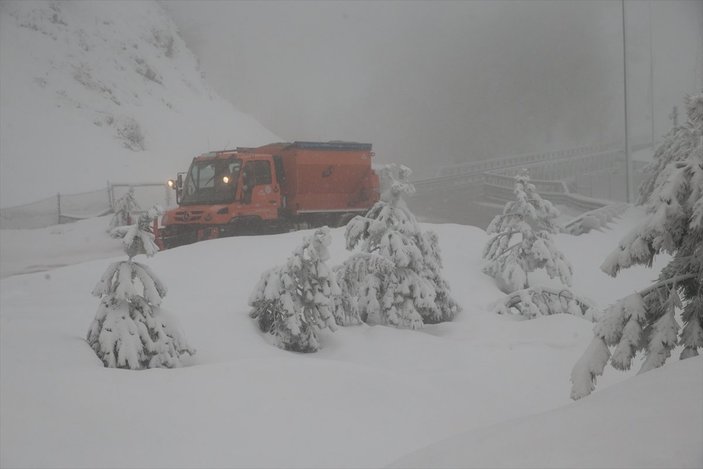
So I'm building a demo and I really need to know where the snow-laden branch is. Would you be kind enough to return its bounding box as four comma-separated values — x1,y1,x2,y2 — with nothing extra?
638,273,698,298
495,286,597,321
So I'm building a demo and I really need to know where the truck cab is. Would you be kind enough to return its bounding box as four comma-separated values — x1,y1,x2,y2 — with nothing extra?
160,149,282,248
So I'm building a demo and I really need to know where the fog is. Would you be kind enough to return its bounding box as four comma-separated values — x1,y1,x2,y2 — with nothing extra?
165,0,703,178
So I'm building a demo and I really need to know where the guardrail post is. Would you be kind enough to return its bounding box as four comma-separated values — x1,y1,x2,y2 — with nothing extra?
57,193,61,225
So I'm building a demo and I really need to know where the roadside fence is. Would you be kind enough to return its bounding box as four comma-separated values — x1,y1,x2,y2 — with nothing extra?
0,182,174,229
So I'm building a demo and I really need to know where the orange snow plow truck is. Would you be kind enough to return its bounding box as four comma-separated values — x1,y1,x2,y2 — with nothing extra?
157,141,379,249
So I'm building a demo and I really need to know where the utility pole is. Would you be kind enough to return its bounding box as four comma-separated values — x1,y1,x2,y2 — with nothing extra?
622,0,631,203
649,0,655,148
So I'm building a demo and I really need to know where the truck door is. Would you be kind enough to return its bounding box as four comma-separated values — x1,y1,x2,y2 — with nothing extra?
240,158,281,220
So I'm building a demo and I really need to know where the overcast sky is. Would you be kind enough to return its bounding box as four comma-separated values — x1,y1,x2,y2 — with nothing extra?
165,0,703,178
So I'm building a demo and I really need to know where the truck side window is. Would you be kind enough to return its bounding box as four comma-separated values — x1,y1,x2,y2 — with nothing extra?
250,160,272,186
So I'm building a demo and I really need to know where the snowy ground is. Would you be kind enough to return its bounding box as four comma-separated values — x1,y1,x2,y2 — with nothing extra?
1,209,701,468
3,2,698,465
0,218,123,278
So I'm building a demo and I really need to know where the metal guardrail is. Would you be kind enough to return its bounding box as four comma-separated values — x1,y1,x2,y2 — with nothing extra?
433,141,652,180
482,173,570,194
433,143,616,178
478,154,650,217
415,147,624,194
482,179,612,212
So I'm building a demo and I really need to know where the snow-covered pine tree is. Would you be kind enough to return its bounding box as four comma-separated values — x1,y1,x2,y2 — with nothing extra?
88,207,194,369
571,93,703,400
638,93,703,204
482,169,573,294
342,164,459,328
249,226,340,352
108,186,140,233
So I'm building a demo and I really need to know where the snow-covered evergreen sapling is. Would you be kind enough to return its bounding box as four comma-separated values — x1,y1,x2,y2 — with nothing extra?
637,93,703,204
249,226,340,352
108,186,140,233
88,207,194,369
342,164,459,328
482,169,573,294
571,93,703,400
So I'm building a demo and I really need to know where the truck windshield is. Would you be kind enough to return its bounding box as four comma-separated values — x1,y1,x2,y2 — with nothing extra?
181,158,241,205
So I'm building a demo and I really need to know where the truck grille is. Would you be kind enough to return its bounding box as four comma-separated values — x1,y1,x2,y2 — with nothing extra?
174,210,204,222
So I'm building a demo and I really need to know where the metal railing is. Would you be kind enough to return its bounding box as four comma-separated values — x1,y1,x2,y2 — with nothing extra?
416,146,624,194
414,144,653,204
433,143,616,178
0,182,174,229
481,172,614,212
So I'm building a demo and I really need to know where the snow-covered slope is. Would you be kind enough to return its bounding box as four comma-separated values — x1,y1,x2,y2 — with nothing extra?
0,0,278,208
1,208,699,468
390,355,703,469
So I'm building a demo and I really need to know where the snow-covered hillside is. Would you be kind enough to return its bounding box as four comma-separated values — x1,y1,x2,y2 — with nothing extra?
1,209,700,468
390,355,702,468
0,0,278,208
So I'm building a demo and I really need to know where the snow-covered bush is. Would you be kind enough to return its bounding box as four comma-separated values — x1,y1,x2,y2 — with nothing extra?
483,169,572,293
571,93,703,400
134,56,163,85
249,227,339,352
108,186,140,232
151,28,175,58
342,164,459,328
494,286,597,321
88,207,194,369
116,116,145,151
